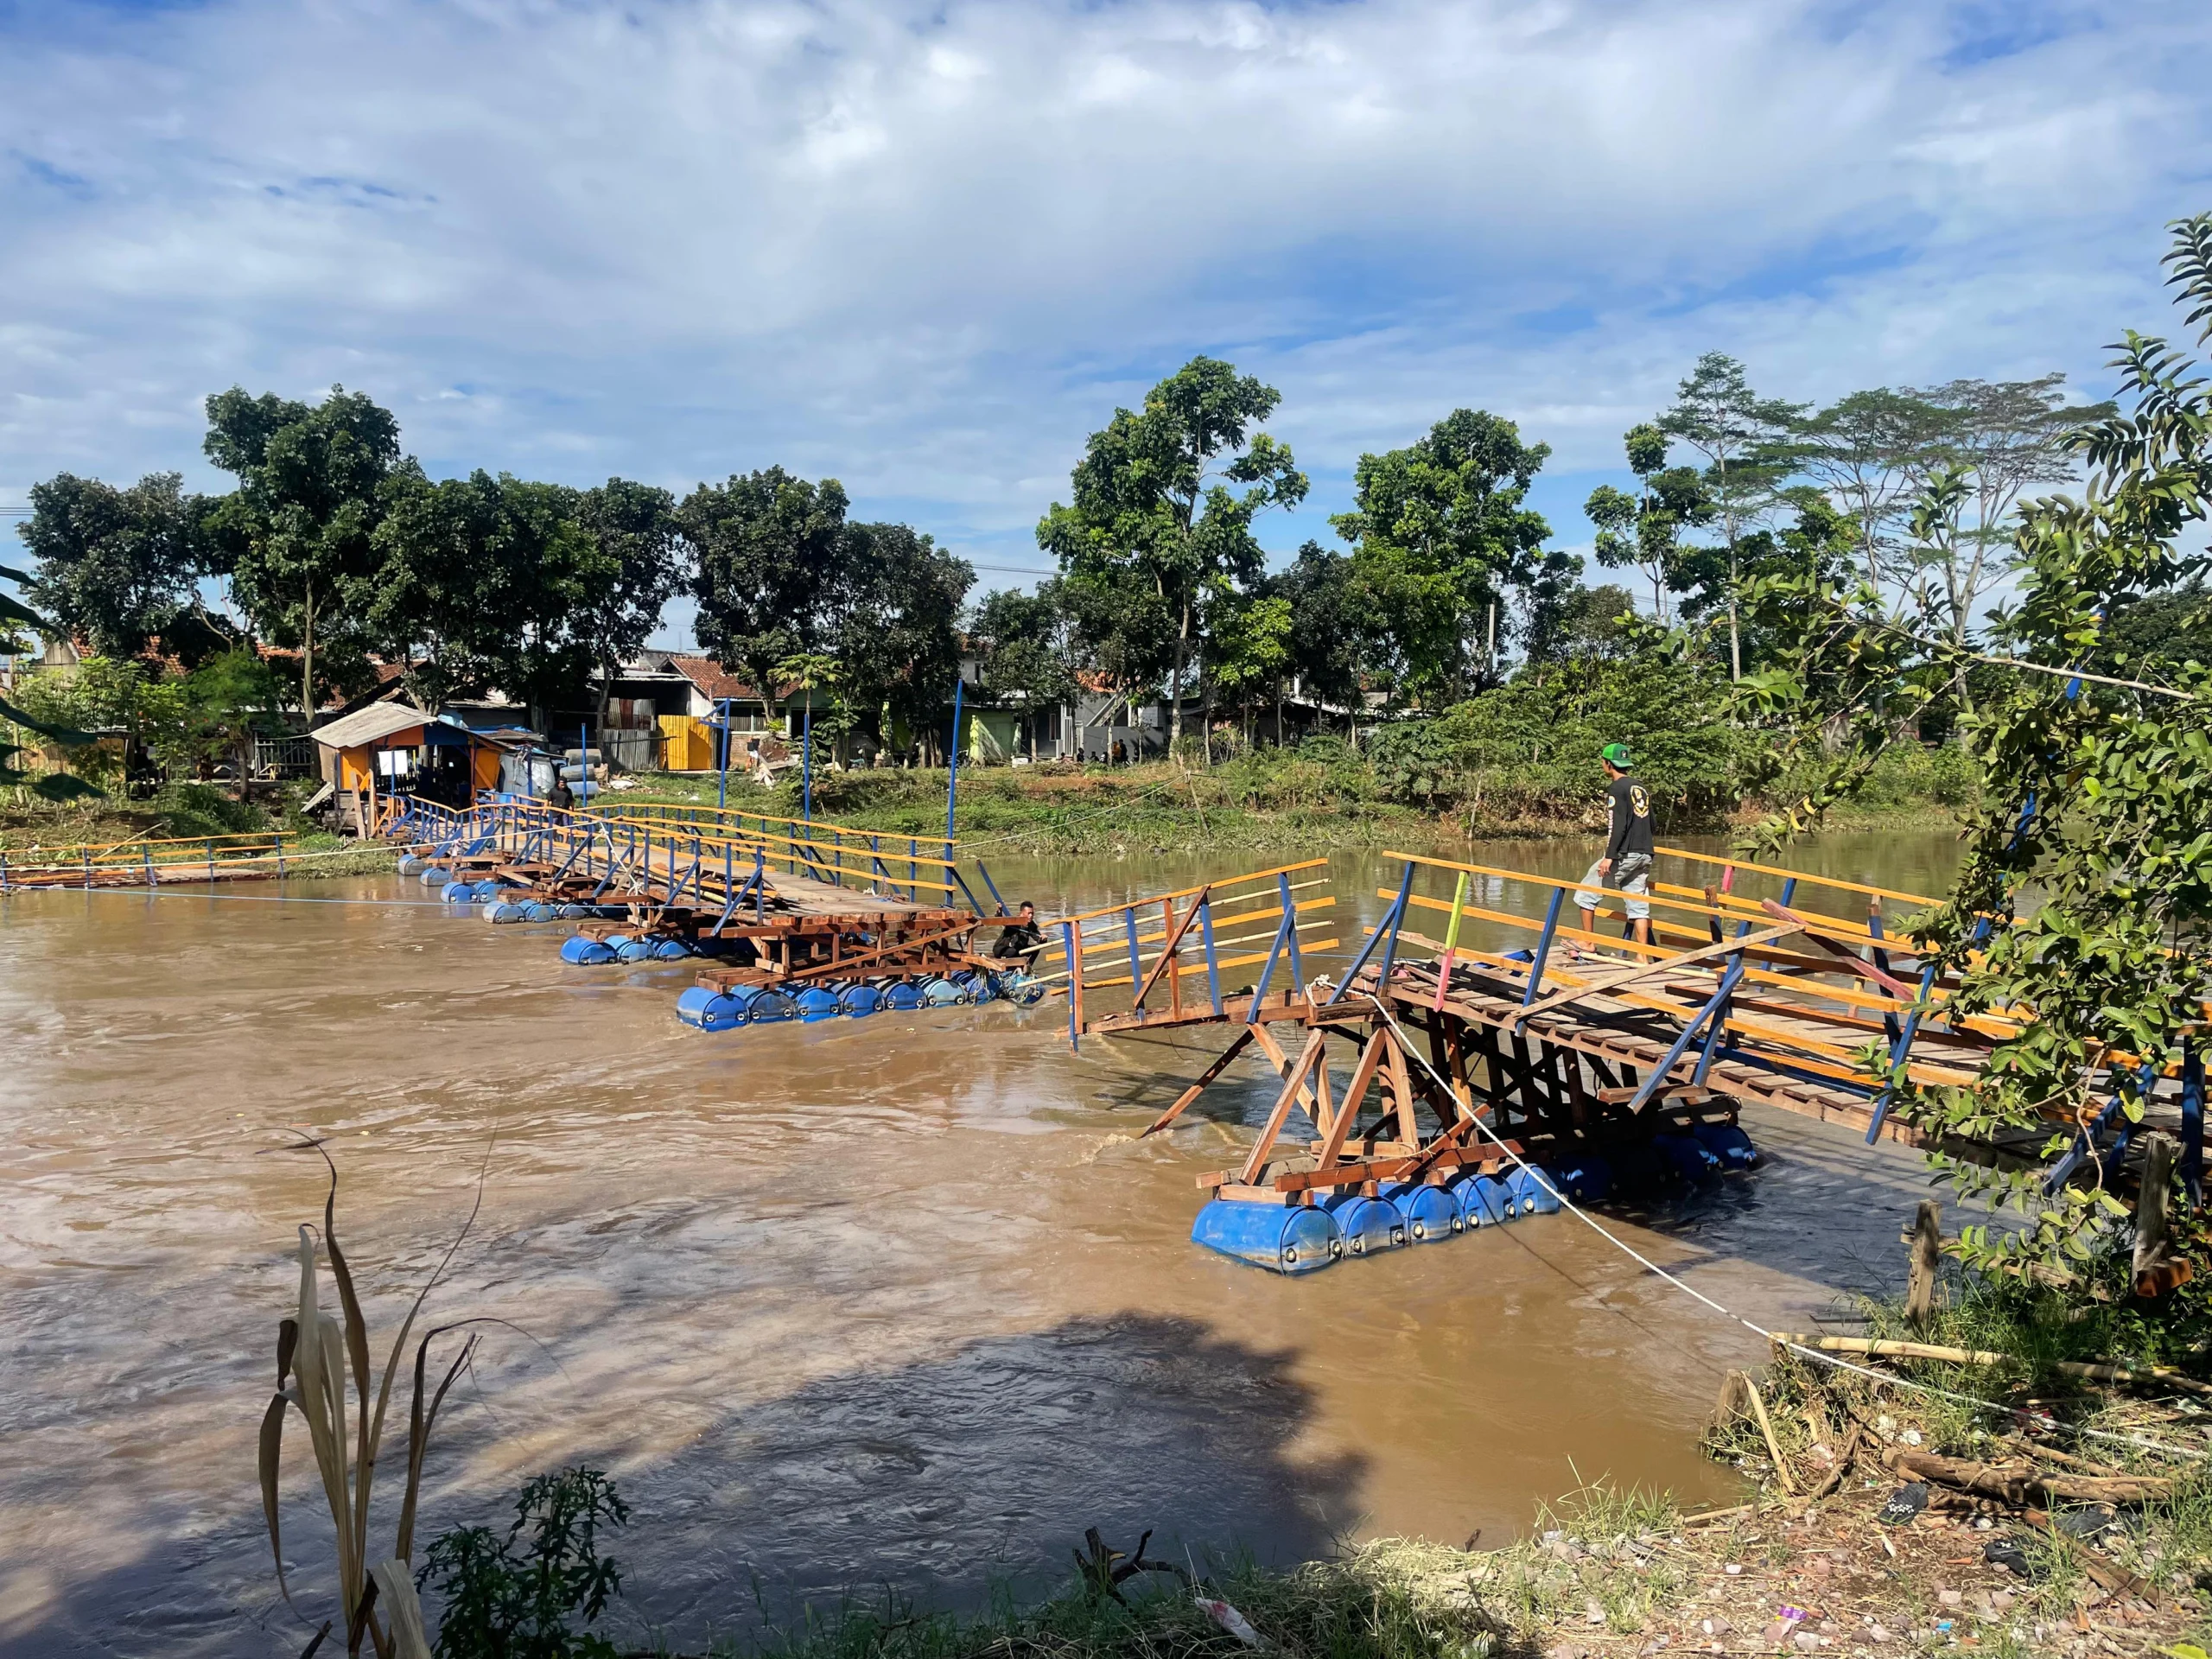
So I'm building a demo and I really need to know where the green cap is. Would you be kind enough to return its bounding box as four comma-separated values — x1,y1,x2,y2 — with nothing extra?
1601,742,1632,769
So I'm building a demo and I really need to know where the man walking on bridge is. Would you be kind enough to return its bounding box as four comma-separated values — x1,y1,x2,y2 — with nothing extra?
1575,741,1653,947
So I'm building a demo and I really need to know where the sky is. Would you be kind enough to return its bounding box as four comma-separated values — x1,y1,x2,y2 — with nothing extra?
3,0,2209,648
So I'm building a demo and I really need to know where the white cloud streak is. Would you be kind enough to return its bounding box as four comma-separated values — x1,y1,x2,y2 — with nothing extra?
3,0,2209,616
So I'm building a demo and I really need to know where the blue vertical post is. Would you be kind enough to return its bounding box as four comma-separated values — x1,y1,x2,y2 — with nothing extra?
944,677,963,866
1198,898,1223,1016
1063,922,1081,1050
1325,861,1414,1006
2183,1042,2204,1206
716,697,731,811
580,724,588,810
1522,887,1566,1006
1123,906,1143,1000
1277,872,1305,989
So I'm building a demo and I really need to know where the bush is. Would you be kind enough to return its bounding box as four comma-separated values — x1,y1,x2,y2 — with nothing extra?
419,1466,629,1659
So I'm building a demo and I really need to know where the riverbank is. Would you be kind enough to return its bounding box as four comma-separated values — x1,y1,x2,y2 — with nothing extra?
608,748,1968,858
673,1330,2212,1659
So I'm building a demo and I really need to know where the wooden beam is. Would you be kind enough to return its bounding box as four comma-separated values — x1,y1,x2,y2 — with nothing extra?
1133,886,1211,1010
1140,1027,1256,1138
1513,925,1791,1023
1238,1027,1331,1187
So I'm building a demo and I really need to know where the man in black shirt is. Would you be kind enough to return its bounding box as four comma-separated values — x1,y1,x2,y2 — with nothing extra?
1573,741,1654,945
990,900,1046,965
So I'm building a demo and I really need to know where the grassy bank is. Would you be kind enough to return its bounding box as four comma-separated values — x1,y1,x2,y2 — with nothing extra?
608,739,1971,857
0,780,394,880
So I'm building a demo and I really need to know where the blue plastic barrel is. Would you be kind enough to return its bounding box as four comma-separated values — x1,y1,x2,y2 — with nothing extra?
999,972,1047,1007
560,935,619,966
676,986,745,1030
840,982,882,1017
955,969,998,1003
556,903,593,920
522,900,557,923
1541,1156,1611,1204
613,936,658,963
486,901,530,924
1321,1192,1405,1257
1608,1141,1666,1197
1190,1199,1341,1274
1502,1165,1563,1217
443,882,475,906
738,987,799,1024
421,867,451,887
1455,1173,1512,1228
1692,1122,1758,1171
649,938,693,961
397,854,425,876
1653,1131,1723,1185
795,984,844,1022
879,980,924,1012
1382,1180,1459,1243
918,976,968,1007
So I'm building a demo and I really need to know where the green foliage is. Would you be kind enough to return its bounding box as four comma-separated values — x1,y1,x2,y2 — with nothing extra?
16,470,207,658
1038,356,1306,736
1367,652,1745,826
202,385,403,711
1331,408,1560,702
1584,425,1714,626
419,1466,630,1659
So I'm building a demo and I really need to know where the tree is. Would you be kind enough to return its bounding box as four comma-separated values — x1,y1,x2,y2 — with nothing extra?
479,475,603,729
1038,356,1307,749
365,467,507,712
1203,582,1293,748
574,480,681,733
18,471,207,658
1521,582,1641,671
833,520,971,754
1271,543,1370,745
0,559,104,802
682,467,847,734
1331,409,1554,702
1791,387,1950,616
1656,353,1804,680
1584,424,1714,625
973,587,1077,760
1048,570,1175,737
202,385,401,715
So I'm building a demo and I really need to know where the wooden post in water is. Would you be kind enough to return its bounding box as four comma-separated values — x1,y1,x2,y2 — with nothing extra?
1904,1199,1942,1327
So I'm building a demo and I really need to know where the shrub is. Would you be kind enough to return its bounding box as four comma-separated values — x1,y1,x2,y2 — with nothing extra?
418,1467,630,1659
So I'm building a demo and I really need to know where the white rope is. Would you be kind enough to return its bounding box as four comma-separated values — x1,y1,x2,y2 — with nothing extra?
1357,991,2210,1465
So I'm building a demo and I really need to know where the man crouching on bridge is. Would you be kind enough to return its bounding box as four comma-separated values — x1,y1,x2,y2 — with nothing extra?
1575,741,1653,948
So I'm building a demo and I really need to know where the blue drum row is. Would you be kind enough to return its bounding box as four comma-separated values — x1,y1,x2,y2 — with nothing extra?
671,969,1048,1032
1190,1122,1758,1274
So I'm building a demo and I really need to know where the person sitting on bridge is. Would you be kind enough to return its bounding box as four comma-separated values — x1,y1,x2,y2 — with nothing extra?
991,900,1046,964
1574,741,1654,948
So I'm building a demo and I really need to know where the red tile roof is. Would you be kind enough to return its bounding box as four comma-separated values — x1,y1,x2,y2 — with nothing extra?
667,655,789,702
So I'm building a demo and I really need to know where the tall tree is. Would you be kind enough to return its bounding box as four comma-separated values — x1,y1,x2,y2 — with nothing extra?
1584,424,1713,625
1271,543,1371,745
974,587,1077,760
1331,409,1554,702
1038,356,1307,748
17,472,207,658
365,466,508,712
1791,387,1950,617
682,467,848,733
573,479,680,732
833,521,972,754
479,476,603,728
1656,353,1804,680
202,385,400,715
1204,581,1293,748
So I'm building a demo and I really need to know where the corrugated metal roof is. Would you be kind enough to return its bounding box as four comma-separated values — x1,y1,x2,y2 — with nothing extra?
309,701,446,750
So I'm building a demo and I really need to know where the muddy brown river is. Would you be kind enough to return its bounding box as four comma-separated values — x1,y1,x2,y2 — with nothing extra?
0,833,1970,1656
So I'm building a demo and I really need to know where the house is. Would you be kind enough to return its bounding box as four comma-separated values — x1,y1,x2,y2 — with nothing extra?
308,702,513,835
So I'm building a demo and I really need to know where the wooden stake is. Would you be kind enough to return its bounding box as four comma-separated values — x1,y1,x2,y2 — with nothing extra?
2134,1132,2177,1297
1905,1199,1942,1327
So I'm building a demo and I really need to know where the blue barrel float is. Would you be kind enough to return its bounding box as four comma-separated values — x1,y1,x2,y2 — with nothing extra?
676,984,800,1029
1501,1165,1562,1217
839,982,882,1017
420,866,451,887
397,854,426,875
485,899,531,924
918,976,969,1007
1651,1131,1723,1185
1191,1199,1342,1274
560,935,619,965
879,980,925,1012
1692,1122,1759,1171
794,983,844,1022
1455,1172,1513,1228
1321,1191,1405,1256
1382,1180,1459,1243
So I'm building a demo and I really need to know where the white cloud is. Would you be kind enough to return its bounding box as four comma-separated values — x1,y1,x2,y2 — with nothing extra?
3,0,2209,617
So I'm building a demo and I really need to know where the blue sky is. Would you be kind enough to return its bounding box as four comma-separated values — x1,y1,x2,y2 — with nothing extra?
4,0,2209,645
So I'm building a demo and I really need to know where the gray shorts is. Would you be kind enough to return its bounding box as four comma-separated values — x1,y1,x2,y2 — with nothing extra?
1574,851,1652,921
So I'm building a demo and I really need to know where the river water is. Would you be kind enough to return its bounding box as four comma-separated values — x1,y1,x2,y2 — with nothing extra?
0,831,1969,1656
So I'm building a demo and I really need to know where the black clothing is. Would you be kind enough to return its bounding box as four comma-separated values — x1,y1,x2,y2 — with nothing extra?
992,918,1046,961
549,779,575,810
1603,774,1654,860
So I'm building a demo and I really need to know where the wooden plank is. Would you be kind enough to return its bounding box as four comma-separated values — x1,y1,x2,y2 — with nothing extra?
1141,1027,1256,1138
1237,1027,1331,1187
1512,926,1792,1023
